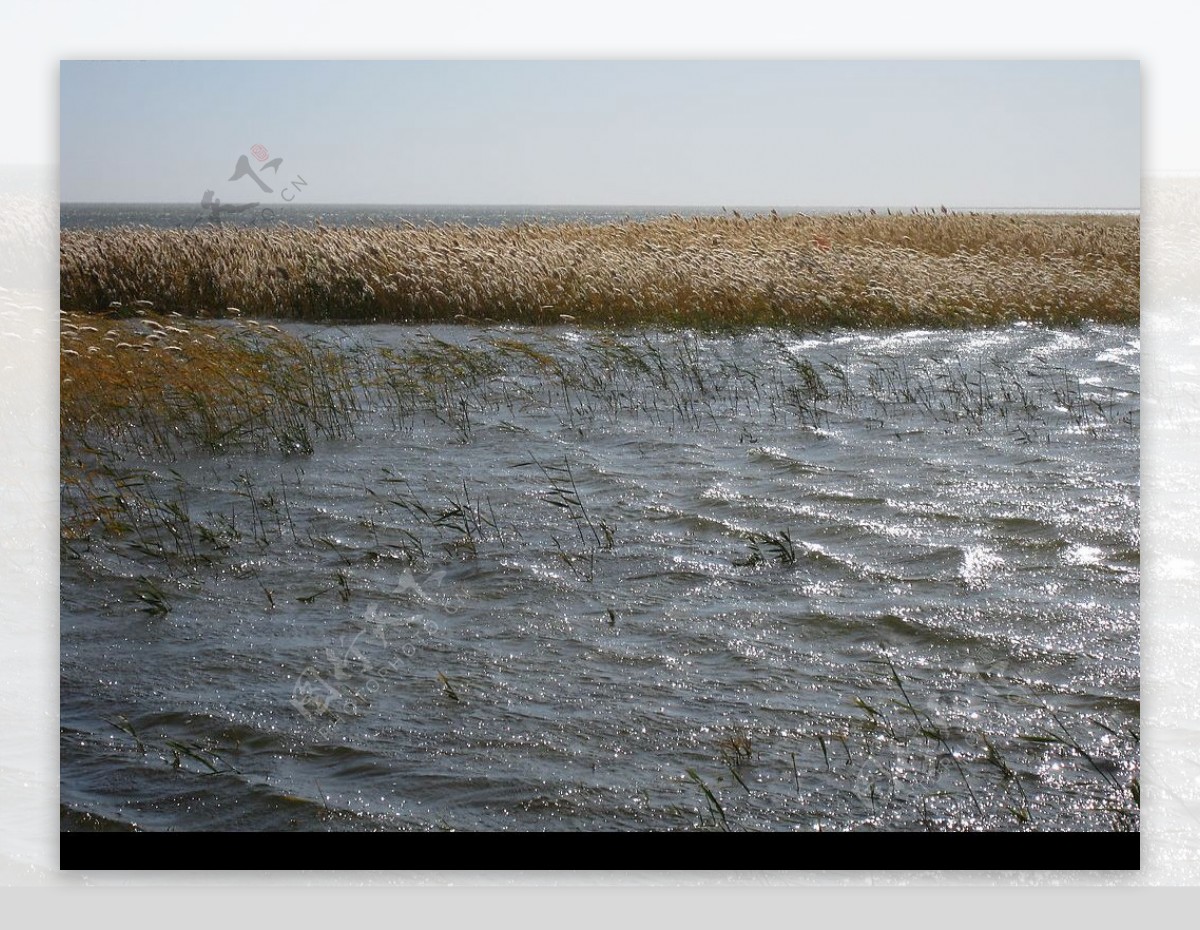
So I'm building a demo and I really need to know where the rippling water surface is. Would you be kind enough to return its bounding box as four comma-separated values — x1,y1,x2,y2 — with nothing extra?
61,324,1139,831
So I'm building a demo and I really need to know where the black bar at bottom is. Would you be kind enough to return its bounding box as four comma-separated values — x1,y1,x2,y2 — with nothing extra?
61,830,1140,872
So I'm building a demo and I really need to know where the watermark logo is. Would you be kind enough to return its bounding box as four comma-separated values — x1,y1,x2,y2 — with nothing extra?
190,143,309,227
926,658,1011,732
849,654,1013,816
289,565,462,737
851,750,902,811
850,743,964,816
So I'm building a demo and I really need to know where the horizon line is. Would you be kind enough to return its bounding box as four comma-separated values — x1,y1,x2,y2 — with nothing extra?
59,201,1142,211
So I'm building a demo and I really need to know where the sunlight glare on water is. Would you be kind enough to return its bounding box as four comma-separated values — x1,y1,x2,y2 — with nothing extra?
60,322,1139,832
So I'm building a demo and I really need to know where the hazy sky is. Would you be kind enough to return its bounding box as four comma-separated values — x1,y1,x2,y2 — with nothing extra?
59,60,1139,207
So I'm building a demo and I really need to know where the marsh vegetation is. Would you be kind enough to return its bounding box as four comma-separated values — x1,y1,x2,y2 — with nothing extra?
60,212,1138,329
61,303,1139,831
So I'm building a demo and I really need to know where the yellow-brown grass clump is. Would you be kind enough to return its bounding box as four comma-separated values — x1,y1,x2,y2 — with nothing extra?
60,310,361,459
60,212,1139,329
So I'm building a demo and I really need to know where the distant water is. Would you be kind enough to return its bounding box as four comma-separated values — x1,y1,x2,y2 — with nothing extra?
59,203,1138,231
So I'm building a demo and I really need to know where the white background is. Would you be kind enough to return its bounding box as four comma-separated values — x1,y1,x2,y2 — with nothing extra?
1,0,1195,918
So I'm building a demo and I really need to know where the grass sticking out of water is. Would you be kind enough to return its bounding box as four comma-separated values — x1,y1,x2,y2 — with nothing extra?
61,310,362,459
677,657,1139,832
736,530,798,566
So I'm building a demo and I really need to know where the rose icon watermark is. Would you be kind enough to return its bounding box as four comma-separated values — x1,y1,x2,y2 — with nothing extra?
191,143,309,227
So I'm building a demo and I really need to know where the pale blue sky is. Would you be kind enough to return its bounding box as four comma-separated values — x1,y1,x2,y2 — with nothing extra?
59,60,1139,207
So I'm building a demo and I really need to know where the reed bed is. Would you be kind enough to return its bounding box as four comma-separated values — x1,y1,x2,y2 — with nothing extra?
60,212,1138,329
61,315,1134,476
60,309,362,459
60,309,367,550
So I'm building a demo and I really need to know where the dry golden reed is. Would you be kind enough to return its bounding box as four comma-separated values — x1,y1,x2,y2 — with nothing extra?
60,310,360,459
60,212,1138,329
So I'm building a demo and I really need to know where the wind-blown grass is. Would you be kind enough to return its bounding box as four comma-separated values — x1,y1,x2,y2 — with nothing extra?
60,313,1138,831
60,212,1138,329
60,310,361,459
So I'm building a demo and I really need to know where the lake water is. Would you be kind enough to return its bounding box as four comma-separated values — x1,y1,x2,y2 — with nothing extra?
58,202,1137,232
60,322,1139,831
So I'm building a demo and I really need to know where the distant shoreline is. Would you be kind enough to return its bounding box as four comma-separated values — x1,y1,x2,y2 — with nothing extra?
59,202,1141,233
60,212,1139,330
